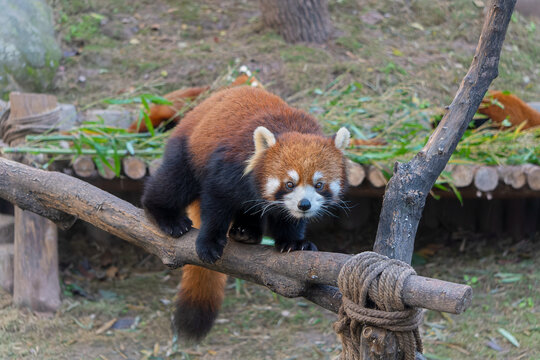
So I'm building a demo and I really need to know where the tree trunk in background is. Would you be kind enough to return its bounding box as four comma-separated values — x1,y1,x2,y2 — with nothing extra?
260,0,331,43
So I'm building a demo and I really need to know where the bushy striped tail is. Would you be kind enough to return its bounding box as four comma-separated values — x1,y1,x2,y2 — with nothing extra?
174,265,227,341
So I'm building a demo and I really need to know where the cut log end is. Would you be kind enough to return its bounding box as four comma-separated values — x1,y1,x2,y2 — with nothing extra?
73,156,96,178
474,166,498,192
122,157,147,180
497,166,526,189
451,164,476,188
346,160,366,186
524,165,540,191
367,165,387,188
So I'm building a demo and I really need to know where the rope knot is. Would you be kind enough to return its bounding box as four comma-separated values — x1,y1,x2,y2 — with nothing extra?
333,251,423,360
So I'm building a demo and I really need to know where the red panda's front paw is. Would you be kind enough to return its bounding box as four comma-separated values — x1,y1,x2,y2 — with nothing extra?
276,240,318,253
156,215,192,238
196,236,228,263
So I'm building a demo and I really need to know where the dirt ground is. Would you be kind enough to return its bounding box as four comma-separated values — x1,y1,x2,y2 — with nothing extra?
1,0,539,359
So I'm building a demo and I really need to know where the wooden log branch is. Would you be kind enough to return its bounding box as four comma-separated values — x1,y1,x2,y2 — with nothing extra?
0,157,472,315
373,0,517,263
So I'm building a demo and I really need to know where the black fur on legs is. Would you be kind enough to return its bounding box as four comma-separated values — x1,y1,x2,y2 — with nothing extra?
142,136,200,237
196,147,260,263
228,211,264,244
173,297,218,342
267,214,317,252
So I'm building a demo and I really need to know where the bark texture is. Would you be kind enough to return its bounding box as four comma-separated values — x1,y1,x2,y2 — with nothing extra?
373,0,517,263
0,157,472,316
260,0,331,43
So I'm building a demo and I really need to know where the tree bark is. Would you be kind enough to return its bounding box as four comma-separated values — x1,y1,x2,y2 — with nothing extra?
260,0,331,43
373,0,517,263
0,157,472,316
364,1,516,359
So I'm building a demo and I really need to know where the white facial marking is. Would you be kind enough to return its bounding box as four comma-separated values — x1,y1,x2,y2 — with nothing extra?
329,180,341,197
287,170,299,183
283,185,324,219
313,171,324,183
265,177,280,197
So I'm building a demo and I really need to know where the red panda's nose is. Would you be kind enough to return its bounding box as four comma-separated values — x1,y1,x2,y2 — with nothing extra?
298,199,311,211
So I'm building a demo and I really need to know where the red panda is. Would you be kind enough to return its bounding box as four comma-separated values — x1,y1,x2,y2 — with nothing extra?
127,74,261,133
127,86,209,133
478,90,540,129
142,86,350,341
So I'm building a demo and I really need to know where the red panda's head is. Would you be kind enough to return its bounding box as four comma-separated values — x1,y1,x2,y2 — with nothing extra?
245,127,350,219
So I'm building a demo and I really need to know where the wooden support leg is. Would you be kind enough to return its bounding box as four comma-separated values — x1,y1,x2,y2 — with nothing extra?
0,214,14,293
13,207,61,312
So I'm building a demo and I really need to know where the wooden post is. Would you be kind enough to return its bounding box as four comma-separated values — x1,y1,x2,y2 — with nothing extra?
0,214,15,293
13,208,61,312
5,92,63,312
362,1,516,359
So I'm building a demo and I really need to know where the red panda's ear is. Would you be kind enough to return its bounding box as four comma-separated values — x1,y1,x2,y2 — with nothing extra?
334,127,350,151
253,126,276,153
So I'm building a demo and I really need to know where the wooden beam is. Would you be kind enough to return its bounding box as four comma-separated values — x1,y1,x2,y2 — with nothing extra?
13,208,61,312
0,157,472,315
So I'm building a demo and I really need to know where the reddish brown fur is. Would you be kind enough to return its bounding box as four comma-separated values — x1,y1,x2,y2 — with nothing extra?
128,87,209,133
128,74,260,133
254,132,347,199
478,91,540,129
168,86,346,340
173,86,329,171
178,200,227,325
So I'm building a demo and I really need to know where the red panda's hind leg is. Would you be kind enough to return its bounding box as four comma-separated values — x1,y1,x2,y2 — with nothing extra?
142,136,200,237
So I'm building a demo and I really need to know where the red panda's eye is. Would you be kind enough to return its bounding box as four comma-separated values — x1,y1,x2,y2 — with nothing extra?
315,182,324,190
285,181,295,190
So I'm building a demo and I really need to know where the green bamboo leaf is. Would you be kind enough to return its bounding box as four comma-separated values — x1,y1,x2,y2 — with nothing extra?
448,182,463,205
126,141,135,156
141,96,150,111
497,328,520,348
140,94,173,105
102,98,137,105
142,110,155,136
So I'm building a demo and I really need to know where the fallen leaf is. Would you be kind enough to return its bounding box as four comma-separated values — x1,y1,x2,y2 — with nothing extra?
498,328,520,348
486,338,502,352
410,22,425,31
95,318,117,335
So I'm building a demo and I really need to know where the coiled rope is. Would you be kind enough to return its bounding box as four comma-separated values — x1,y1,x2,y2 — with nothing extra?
333,252,423,360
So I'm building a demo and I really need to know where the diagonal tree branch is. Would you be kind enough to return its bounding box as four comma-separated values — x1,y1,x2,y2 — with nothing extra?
0,157,471,315
374,0,517,263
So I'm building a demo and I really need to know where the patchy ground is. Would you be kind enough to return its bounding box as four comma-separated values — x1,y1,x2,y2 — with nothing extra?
0,230,538,359
1,0,538,359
